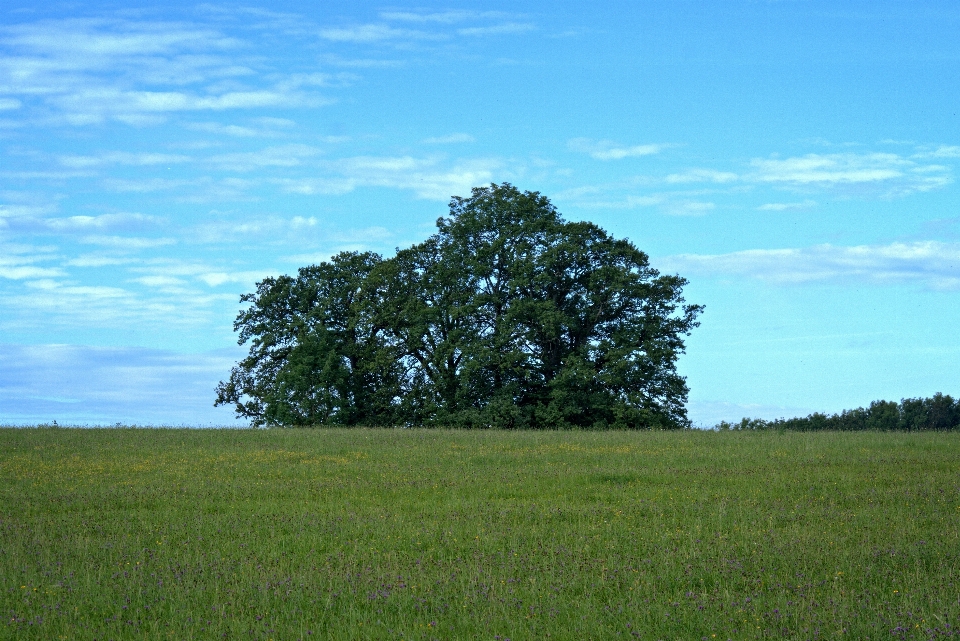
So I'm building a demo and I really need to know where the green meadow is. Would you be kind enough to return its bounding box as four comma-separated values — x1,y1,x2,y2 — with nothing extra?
1,428,958,640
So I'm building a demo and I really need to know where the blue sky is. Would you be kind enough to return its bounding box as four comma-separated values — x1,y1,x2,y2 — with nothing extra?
1,1,959,425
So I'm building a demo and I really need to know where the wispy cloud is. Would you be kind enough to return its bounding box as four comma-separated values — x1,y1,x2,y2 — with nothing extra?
0,202,58,219
913,145,960,159
558,145,956,215
554,185,663,209
1,170,95,180
181,214,377,247
8,212,163,234
557,185,719,216
662,201,716,216
80,235,176,249
65,254,137,268
128,259,275,290
661,241,960,289
186,118,295,138
457,23,535,37
0,17,331,125
0,254,258,337
380,11,510,24
423,133,475,144
0,343,246,425
51,88,326,123
757,200,817,211
6,277,197,330
318,24,442,43
101,178,196,192
0,264,64,280
568,138,666,160
57,151,192,168
207,144,322,172
0,243,62,280
277,155,503,200
664,169,738,184
0,18,239,56
749,153,951,196
319,11,533,45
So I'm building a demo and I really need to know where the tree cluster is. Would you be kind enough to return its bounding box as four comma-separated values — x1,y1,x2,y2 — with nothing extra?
216,184,703,429
717,393,960,431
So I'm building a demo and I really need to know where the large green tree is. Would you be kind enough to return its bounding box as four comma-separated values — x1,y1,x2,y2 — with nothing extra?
428,184,703,428
217,184,703,428
215,251,402,427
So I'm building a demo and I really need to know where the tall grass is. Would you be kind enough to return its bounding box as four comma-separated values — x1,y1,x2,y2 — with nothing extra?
1,428,957,639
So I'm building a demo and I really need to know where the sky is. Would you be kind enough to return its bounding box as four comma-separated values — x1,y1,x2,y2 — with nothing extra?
1,1,959,426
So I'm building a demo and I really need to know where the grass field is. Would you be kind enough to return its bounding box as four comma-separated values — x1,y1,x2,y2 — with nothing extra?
0,428,958,640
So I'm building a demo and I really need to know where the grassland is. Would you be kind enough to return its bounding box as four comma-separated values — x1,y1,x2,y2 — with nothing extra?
0,428,957,640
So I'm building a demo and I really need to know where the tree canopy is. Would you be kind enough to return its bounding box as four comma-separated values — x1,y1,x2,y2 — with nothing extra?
717,393,960,431
216,184,703,428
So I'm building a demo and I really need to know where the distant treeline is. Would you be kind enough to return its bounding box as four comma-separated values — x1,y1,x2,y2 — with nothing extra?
717,393,960,431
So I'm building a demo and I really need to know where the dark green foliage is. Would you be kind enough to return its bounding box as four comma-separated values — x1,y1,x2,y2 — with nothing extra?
218,184,702,428
718,392,960,431
215,252,404,427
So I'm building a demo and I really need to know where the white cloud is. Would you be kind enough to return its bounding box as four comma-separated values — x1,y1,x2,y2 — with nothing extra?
23,280,130,299
101,178,196,192
757,200,817,211
423,133,475,144
181,213,389,248
57,151,192,168
0,19,238,57
912,145,960,159
0,343,247,425
0,265,64,280
207,144,322,172
318,24,441,43
322,13,535,41
1,170,94,180
560,146,956,211
254,117,295,128
457,23,535,36
663,201,715,216
0,18,331,125
186,122,260,137
195,270,275,287
380,11,510,23
53,88,323,118
276,72,357,90
664,169,738,184
557,185,720,216
278,155,503,200
568,138,665,160
8,212,162,235
554,185,663,209
749,153,951,196
661,241,960,289
280,227,396,261
0,256,246,336
128,259,275,290
0,242,62,280
0,203,58,218
50,213,160,231
130,274,186,288
80,235,176,249
2,280,169,330
320,55,404,69
0,98,21,110
65,254,136,267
